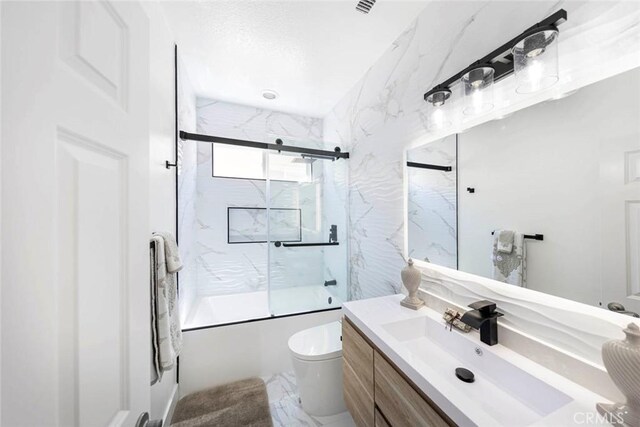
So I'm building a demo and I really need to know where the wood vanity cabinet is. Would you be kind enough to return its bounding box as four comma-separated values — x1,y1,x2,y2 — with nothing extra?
343,316,375,426
342,317,453,427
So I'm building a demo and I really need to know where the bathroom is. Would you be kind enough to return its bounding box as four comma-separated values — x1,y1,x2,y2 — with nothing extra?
1,0,640,426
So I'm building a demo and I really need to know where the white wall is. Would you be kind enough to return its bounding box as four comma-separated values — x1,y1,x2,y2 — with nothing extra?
323,1,640,301
0,2,3,421
457,68,640,307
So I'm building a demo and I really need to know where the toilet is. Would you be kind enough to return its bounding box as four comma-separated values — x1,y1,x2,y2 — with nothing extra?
288,321,347,417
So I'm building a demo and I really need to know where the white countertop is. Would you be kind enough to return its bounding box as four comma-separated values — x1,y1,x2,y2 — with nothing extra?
343,294,612,427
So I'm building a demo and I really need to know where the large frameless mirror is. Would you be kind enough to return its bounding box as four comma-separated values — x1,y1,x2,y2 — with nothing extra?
406,67,640,316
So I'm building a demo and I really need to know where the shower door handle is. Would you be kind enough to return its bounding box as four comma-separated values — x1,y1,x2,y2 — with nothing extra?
274,242,339,247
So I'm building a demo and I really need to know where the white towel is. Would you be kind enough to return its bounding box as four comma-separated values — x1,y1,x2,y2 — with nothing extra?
496,229,514,254
492,232,526,287
154,231,183,274
150,233,183,382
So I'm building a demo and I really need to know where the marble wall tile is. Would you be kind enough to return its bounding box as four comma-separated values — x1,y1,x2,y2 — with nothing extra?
197,99,323,144
407,134,457,268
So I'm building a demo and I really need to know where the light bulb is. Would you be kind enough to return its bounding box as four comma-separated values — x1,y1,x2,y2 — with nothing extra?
513,28,559,94
461,66,494,116
526,60,543,92
427,104,452,131
526,48,544,58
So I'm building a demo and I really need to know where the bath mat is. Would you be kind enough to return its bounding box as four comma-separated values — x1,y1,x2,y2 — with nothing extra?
171,377,273,427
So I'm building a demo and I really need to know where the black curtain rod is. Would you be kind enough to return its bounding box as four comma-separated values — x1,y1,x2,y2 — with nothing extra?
180,131,350,160
406,161,452,172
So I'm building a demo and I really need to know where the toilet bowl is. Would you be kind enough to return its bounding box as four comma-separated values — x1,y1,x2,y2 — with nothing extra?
288,321,346,417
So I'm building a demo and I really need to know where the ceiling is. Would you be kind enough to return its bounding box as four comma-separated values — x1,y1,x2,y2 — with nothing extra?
161,0,430,118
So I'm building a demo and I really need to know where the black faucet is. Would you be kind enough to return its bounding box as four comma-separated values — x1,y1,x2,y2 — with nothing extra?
460,300,504,346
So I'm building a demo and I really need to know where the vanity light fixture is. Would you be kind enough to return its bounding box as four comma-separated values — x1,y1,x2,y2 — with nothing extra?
426,88,451,107
425,88,452,130
512,27,559,93
423,9,567,115
462,66,495,116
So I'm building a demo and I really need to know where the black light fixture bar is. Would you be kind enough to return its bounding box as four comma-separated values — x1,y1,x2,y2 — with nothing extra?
180,131,349,160
424,9,567,101
406,161,452,172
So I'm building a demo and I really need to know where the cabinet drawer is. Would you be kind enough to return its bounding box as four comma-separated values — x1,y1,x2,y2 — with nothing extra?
374,351,450,427
342,318,374,395
344,358,374,427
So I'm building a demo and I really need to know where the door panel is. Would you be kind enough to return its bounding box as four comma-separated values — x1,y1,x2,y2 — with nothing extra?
57,129,130,426
599,75,640,315
1,2,150,425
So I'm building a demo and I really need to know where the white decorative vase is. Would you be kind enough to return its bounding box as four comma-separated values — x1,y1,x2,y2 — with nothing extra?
400,259,424,310
597,323,640,426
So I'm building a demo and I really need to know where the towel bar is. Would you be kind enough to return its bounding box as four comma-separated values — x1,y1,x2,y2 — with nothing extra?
491,231,543,241
274,241,340,247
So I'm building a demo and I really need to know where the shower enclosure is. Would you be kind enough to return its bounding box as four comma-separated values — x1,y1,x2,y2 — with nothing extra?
178,131,349,329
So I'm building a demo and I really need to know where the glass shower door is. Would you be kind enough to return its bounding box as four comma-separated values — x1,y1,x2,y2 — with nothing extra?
267,148,348,316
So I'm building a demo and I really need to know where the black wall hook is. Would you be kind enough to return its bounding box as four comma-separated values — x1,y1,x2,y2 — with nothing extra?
165,160,177,169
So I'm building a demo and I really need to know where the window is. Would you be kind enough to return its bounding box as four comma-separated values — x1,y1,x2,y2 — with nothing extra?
212,144,264,180
212,144,313,182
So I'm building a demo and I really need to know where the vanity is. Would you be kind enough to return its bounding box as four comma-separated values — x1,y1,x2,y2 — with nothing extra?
342,295,612,427
342,308,451,427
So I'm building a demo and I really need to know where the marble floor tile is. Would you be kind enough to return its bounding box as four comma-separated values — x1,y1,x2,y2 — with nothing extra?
263,371,355,427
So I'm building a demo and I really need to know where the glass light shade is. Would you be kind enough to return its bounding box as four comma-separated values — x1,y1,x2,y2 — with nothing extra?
427,103,452,131
462,66,494,116
512,28,559,94
426,89,452,131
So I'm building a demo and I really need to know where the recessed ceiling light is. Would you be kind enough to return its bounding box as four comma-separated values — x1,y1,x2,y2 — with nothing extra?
262,90,278,100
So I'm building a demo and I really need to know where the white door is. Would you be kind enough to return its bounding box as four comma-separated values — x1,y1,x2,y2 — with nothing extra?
600,69,640,316
1,1,150,426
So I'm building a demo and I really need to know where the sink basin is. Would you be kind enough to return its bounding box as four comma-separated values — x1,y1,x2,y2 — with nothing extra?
381,315,573,426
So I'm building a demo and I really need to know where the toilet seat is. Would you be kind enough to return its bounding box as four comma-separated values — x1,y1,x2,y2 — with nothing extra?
288,321,342,361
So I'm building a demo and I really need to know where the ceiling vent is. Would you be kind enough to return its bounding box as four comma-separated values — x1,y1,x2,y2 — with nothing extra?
356,0,376,14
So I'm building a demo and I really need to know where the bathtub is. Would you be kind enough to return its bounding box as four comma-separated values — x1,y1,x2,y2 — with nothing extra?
183,285,343,330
